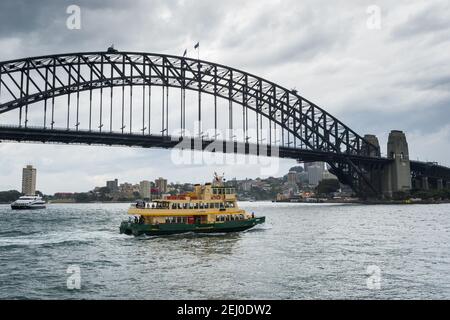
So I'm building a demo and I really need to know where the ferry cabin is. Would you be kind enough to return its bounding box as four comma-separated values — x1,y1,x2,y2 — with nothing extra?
127,183,252,225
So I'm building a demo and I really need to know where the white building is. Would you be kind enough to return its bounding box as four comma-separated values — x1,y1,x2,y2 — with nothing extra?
155,177,168,193
287,171,298,185
139,180,152,199
308,164,324,187
22,165,37,195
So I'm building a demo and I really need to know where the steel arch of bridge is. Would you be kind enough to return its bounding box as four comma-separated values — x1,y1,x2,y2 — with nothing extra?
0,51,383,195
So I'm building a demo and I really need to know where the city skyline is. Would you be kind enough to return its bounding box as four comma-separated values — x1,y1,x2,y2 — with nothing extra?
5,161,339,200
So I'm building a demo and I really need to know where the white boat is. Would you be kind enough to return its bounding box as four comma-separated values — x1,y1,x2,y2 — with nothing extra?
11,195,46,210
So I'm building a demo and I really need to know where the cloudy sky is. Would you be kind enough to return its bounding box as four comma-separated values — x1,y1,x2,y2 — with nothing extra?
0,0,449,193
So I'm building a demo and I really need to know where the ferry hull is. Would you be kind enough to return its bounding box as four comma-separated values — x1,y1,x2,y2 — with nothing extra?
120,217,265,237
11,204,46,210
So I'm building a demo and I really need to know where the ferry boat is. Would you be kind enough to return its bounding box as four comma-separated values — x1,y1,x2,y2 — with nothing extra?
11,195,46,210
120,174,265,236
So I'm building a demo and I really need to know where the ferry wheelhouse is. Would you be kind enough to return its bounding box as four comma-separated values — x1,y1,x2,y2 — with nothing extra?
119,174,265,236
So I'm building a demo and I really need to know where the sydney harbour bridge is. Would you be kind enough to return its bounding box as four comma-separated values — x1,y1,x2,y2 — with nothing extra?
0,50,449,197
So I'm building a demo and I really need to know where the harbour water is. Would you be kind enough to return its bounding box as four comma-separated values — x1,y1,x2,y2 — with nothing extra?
0,202,449,299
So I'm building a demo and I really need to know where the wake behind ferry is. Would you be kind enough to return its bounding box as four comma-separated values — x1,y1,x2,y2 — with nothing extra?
120,174,265,236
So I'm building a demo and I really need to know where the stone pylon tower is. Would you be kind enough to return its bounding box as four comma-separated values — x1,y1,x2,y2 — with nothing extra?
382,130,412,197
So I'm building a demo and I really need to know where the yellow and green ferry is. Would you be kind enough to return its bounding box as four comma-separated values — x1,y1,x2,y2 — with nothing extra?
119,174,265,236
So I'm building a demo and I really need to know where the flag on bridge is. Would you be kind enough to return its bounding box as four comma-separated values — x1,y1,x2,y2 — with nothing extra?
194,42,199,49
183,49,187,57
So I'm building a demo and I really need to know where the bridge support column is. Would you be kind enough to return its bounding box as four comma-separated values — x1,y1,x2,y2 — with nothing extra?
382,130,412,198
362,134,383,196
437,179,443,190
412,178,421,189
421,177,429,190
363,134,381,157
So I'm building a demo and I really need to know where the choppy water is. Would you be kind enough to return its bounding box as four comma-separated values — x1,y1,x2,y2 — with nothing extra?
0,202,449,299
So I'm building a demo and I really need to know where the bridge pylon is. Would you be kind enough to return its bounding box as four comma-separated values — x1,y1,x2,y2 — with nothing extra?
381,130,412,197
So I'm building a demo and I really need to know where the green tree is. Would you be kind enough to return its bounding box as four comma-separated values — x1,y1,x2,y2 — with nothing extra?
0,190,22,203
74,193,92,203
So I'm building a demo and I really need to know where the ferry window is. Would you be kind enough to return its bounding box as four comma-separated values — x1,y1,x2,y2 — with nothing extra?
195,203,199,209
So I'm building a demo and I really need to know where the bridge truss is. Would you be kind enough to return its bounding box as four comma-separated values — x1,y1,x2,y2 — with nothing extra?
0,51,386,196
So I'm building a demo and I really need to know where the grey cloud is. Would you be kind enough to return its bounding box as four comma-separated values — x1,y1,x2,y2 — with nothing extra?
390,2,450,41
